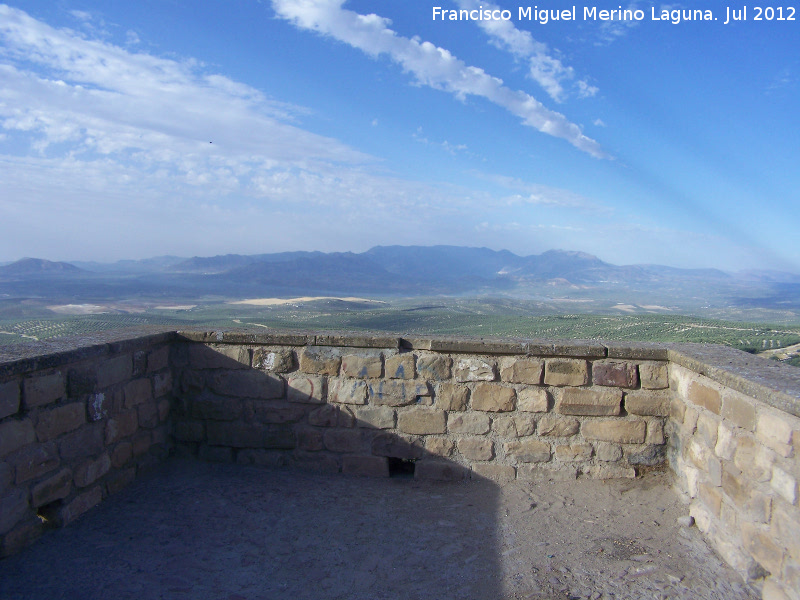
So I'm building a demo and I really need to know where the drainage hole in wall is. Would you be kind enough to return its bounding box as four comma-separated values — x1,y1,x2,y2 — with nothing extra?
388,457,416,478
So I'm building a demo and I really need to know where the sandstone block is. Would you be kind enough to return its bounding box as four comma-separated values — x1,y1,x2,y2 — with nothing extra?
286,375,326,404
594,442,622,462
385,353,415,379
336,405,356,428
0,488,29,535
356,406,395,429
308,404,340,427
12,441,60,484
628,444,667,467
329,379,368,405
104,409,138,445
23,373,65,409
111,441,133,468
132,431,152,456
458,437,493,461
544,359,588,387
299,347,341,375
74,453,111,488
517,465,577,482
368,380,429,406
295,427,324,451
771,467,798,505
733,436,774,482
555,443,593,462
537,415,579,437
59,486,102,526
625,390,671,417
557,388,621,416
448,412,491,435
209,371,283,400
670,397,686,424
499,357,543,384
645,420,665,445
714,421,737,460
96,355,132,388
343,456,389,477
416,354,451,380
582,420,646,444
253,348,294,373
687,381,721,414
424,437,454,457
454,357,496,382
435,383,468,411
741,522,785,575
138,401,160,429
471,383,515,412
371,433,424,460
696,412,719,448
505,440,551,463
471,463,515,484
0,380,20,420
721,391,756,431
722,467,772,523
0,419,36,459
31,468,72,507
146,346,170,373
189,344,249,369
33,403,85,442
492,416,516,438
342,354,383,378
592,361,638,388
415,461,467,481
756,410,795,457
153,372,172,399
772,503,800,561
124,378,152,408
517,388,548,412
398,409,446,435
323,429,363,453
639,362,668,389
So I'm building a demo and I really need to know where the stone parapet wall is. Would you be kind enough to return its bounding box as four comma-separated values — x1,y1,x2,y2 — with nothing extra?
0,331,175,557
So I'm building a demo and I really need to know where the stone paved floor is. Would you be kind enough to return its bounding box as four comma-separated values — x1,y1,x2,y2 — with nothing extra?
0,459,759,600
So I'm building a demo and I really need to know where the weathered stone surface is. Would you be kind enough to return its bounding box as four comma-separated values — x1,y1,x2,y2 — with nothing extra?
35,403,85,442
555,443,593,462
1,419,36,459
398,409,446,435
435,383,468,411
471,463,515,483
454,357,496,382
250,402,306,424
594,442,622,462
323,429,363,453
153,372,172,399
645,419,665,445
458,437,493,461
0,488,29,535
471,383,515,412
624,390,671,417
295,427,324,451
11,442,59,483
733,436,773,482
146,346,170,373
191,395,242,421
518,465,577,482
537,415,579,437
385,353,415,379
371,433,424,460
299,347,341,375
592,361,638,388
342,456,389,477
206,422,294,449
770,467,798,505
741,522,784,575
329,379,368,405
209,371,283,400
0,380,20,420
59,486,102,526
96,355,132,388
721,391,756,431
499,357,543,384
341,354,383,378
722,467,772,523
31,468,72,507
505,439,551,463
584,464,636,479
110,441,133,468
356,406,395,429
687,380,721,414
286,375,325,404
448,412,491,435
696,412,719,448
492,416,516,438
698,482,723,517
416,354,451,380
124,378,152,408
517,388,548,412
639,362,669,389
189,344,249,369
308,404,339,427
415,461,467,481
368,380,429,406
756,410,795,457
582,420,646,444
772,503,800,561
23,372,65,408
67,367,97,397
628,445,666,466
253,348,294,373
74,453,111,488
544,359,588,387
424,437,454,457
557,388,622,416
131,431,152,456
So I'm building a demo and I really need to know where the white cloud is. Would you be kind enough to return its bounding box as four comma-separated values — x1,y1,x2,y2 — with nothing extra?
473,172,611,212
270,0,608,158
597,3,644,44
454,0,597,103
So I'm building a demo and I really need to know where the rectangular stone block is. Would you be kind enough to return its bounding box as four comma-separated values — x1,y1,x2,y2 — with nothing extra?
471,463,515,483
110,442,133,468
286,375,326,404
31,468,72,507
330,379,368,405
371,433,424,460
722,467,772,523
592,361,638,388
96,355,132,388
153,372,172,399
11,442,59,484
556,388,621,416
504,439,551,463
721,391,756,431
741,522,785,575
385,353,415,379
295,427,324,451
138,401,160,429
639,362,668,389
772,503,800,562
517,464,577,482
342,354,383,378
208,371,283,400
0,488,29,535
299,347,341,375
687,380,721,414
424,437,454,457
537,415,579,437
0,419,36,459
252,348,294,373
124,378,152,408
771,467,798,505
471,383,515,412
554,443,593,462
23,373,65,409
544,359,588,387
105,409,139,444
323,429,364,453
447,412,491,435
435,383,468,411
191,396,242,421
74,453,111,488
454,358,496,382
517,388,548,412
59,486,102,526
414,460,467,481
756,410,796,457
207,422,295,449
146,346,170,373
35,403,86,442
0,380,20,420
342,456,389,477
457,437,493,461
368,380,428,406
356,406,395,429
499,357,543,384
581,420,646,444
624,390,671,417
398,409,446,435
416,354,451,380
733,436,773,482
189,344,249,369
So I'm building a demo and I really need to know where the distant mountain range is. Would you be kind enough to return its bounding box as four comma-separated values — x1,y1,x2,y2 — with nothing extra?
1,246,799,304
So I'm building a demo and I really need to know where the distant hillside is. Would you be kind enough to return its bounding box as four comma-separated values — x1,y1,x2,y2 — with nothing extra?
0,258,84,277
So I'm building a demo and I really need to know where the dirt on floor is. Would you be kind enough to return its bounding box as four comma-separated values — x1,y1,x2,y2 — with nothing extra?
0,459,759,600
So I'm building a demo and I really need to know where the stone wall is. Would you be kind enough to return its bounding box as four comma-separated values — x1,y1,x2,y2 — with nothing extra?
0,331,174,557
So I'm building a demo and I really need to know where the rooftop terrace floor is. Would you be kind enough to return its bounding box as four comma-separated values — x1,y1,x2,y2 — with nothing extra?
0,459,758,600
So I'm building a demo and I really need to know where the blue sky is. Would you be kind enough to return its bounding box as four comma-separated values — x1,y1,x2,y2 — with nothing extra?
0,1,797,271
